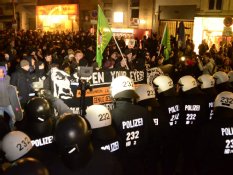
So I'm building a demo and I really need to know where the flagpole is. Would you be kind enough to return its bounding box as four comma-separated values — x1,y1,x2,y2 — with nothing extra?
112,36,129,70
158,23,167,56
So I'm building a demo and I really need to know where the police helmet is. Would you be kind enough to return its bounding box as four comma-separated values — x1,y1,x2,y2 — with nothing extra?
214,91,233,110
198,74,215,89
86,105,112,129
153,75,173,93
110,76,139,99
1,131,33,162
178,75,198,92
85,105,116,140
4,157,49,175
54,114,93,169
135,84,156,102
25,97,52,123
54,113,92,155
228,71,233,83
26,117,54,139
213,71,229,85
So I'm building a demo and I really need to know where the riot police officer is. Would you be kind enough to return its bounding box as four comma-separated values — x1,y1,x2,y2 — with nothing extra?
0,130,52,166
196,91,233,175
135,84,167,175
50,113,122,175
178,75,209,175
85,104,121,154
198,74,218,120
20,97,56,153
1,131,33,163
153,75,182,175
110,76,150,175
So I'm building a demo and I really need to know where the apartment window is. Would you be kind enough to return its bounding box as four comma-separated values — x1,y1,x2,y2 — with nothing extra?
130,0,140,7
114,12,123,23
131,9,139,18
104,10,112,18
209,0,222,10
130,0,140,26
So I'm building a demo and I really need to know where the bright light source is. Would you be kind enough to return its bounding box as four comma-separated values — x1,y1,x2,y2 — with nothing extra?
111,28,134,33
140,19,146,24
180,56,186,61
193,17,203,53
39,15,46,20
193,17,230,53
48,15,67,24
114,12,123,23
36,4,78,31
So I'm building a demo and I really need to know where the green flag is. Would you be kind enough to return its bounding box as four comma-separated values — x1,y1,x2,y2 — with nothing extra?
96,5,113,68
161,23,171,60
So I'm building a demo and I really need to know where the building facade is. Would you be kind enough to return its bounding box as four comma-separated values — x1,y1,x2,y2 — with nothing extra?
0,0,233,48
0,0,37,30
194,0,233,52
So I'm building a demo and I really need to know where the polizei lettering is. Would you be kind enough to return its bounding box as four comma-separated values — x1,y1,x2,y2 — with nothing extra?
122,118,143,129
31,136,53,147
168,105,179,114
221,127,233,136
185,105,200,111
101,141,120,152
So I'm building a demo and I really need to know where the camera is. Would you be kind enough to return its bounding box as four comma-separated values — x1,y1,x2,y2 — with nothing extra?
77,66,93,80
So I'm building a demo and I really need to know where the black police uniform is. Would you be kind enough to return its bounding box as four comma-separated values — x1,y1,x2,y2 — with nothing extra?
179,87,209,175
110,100,150,175
196,108,233,175
200,87,218,120
91,133,122,155
137,98,168,175
156,88,183,175
215,82,233,93
48,149,123,175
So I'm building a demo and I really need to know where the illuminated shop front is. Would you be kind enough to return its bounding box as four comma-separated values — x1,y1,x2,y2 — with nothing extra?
111,28,151,47
36,4,79,31
193,17,232,53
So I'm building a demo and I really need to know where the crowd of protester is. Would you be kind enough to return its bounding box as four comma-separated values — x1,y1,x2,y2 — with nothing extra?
0,29,233,80
0,29,233,175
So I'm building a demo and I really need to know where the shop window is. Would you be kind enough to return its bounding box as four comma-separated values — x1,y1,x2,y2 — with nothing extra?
209,0,222,10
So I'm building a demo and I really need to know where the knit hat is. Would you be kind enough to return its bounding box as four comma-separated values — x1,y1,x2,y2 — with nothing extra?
20,60,30,67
